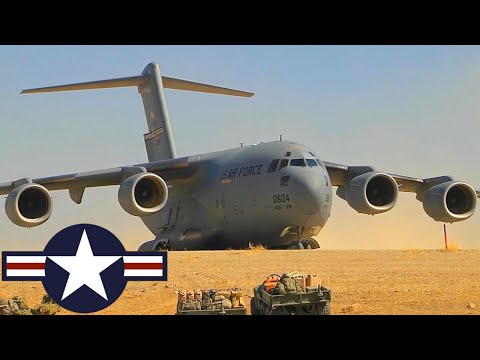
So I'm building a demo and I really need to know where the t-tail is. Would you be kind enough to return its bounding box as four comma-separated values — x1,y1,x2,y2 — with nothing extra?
22,62,254,161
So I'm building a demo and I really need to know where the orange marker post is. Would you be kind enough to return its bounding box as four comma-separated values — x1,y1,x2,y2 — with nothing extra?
443,223,448,250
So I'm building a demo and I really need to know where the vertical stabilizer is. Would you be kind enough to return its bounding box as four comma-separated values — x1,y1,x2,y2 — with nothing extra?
21,62,254,163
139,63,177,161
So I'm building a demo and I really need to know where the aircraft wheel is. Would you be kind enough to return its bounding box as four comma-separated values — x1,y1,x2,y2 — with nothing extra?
288,241,304,250
301,240,312,249
302,239,320,250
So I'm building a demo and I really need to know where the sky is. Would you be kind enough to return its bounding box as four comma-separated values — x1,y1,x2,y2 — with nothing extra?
0,45,479,251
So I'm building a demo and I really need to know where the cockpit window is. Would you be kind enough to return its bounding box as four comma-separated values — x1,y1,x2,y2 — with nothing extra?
278,159,289,170
316,159,326,169
267,159,280,173
306,159,318,167
290,159,306,167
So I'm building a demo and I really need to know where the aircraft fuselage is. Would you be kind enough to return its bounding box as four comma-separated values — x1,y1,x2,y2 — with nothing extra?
140,141,332,250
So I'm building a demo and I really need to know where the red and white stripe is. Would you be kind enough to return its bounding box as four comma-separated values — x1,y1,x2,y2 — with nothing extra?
4,255,163,279
123,256,163,277
5,256,46,278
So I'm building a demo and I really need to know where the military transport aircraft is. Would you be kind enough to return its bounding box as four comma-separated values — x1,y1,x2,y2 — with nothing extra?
1,63,479,250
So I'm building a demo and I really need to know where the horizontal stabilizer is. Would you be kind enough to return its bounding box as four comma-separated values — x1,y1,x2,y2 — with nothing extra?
21,75,254,97
21,76,146,94
162,76,253,97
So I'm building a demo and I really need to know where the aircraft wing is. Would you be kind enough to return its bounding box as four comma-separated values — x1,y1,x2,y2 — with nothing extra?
323,161,480,198
0,156,198,204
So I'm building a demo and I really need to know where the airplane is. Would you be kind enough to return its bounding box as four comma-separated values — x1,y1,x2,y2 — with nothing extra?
1,62,479,250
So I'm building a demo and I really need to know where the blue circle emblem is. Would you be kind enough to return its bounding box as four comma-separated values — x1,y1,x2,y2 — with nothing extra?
42,224,127,313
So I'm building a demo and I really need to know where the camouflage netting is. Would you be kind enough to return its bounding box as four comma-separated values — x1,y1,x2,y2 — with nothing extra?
0,294,61,315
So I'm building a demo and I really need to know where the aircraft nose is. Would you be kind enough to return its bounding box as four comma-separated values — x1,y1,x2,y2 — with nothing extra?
290,171,325,215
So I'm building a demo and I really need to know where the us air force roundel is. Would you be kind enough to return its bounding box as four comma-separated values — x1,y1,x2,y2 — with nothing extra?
2,224,167,313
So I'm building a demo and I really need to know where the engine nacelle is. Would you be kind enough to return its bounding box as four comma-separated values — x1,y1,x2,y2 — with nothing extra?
345,172,398,214
423,181,477,223
118,173,168,216
5,183,52,227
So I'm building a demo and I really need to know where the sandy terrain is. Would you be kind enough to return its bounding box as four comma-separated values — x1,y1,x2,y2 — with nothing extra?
1,249,479,315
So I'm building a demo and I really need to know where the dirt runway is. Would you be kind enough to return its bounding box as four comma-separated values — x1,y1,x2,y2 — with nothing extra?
1,249,478,315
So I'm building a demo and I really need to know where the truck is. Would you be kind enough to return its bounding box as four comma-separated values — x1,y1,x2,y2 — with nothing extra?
250,274,332,315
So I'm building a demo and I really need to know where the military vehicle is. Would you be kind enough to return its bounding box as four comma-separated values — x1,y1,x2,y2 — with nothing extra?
250,274,331,315
176,288,247,315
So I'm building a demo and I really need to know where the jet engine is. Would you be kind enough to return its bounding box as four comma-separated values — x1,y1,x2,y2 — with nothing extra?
118,173,168,216
422,181,476,222
344,172,398,214
5,183,52,227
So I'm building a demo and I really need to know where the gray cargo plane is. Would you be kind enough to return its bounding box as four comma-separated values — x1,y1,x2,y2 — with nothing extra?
1,63,479,250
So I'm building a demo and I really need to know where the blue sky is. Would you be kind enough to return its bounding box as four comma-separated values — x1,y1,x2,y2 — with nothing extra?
0,45,479,250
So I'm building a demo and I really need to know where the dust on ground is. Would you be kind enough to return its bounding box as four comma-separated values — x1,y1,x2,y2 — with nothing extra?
1,249,478,315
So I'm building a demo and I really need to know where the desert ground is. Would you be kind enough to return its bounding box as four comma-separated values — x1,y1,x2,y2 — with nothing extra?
1,249,479,315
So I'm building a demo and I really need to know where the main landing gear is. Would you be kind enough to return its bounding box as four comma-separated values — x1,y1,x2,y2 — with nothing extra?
287,238,320,250
154,240,170,251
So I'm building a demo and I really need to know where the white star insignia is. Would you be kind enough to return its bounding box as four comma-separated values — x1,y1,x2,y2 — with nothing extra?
48,230,121,301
